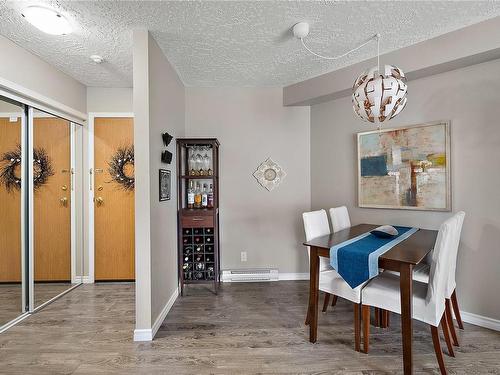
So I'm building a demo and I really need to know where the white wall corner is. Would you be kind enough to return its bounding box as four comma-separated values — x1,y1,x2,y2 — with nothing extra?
461,311,500,332
134,287,179,342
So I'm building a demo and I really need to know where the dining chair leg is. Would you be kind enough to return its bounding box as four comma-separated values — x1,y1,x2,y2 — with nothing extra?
374,307,380,327
322,293,331,313
354,303,361,352
431,324,448,375
362,305,370,354
441,315,455,357
381,310,389,328
331,294,338,307
450,290,464,330
445,299,459,346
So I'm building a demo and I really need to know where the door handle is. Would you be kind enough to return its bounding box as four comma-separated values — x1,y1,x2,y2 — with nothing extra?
95,196,104,206
59,197,68,207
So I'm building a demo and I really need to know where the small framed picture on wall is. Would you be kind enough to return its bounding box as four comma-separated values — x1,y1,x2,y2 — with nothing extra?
159,169,171,201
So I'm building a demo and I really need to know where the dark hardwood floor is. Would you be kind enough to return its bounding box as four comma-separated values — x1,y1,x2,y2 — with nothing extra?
0,281,499,374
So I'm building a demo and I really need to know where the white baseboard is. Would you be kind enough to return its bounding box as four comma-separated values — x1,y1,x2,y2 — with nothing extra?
133,287,179,342
461,310,500,332
81,276,93,284
133,328,153,341
278,273,310,281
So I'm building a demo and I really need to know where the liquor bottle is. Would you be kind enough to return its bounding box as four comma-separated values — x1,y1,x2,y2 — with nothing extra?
194,182,202,208
201,184,208,208
187,180,194,209
207,184,214,208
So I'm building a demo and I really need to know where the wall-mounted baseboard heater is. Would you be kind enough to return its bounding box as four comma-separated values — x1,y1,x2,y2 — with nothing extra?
222,269,279,282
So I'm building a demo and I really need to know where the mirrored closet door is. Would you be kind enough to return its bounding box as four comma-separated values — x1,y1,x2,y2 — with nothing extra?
32,109,82,308
0,93,83,331
0,96,26,327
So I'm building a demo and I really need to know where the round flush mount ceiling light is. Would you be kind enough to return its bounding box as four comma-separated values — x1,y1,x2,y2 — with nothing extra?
90,55,104,64
293,21,407,127
21,6,72,35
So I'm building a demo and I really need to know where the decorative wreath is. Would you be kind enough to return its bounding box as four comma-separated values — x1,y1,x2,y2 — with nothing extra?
0,145,54,192
108,145,135,191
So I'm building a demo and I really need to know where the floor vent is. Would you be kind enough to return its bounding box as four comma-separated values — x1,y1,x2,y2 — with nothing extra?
222,269,279,282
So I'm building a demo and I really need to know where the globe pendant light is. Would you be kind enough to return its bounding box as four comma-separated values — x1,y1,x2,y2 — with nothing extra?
293,22,408,127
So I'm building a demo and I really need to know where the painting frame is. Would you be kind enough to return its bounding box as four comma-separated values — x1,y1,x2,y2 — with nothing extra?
357,121,451,211
159,169,171,202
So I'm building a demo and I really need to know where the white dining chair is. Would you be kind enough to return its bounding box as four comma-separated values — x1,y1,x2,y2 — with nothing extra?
360,212,465,375
329,206,351,233
302,209,365,352
329,205,388,326
412,212,466,347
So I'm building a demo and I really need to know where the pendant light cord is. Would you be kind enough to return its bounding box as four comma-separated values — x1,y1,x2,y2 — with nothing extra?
300,33,380,62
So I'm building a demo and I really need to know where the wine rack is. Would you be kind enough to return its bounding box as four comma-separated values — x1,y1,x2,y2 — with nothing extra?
177,138,220,295
182,227,216,281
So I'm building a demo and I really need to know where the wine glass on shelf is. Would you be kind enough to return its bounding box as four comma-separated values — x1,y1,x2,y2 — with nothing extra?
202,146,210,175
188,146,196,176
196,146,204,176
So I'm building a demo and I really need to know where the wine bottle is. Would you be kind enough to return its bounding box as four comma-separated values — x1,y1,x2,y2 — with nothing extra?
194,182,202,208
201,184,208,208
187,180,194,209
207,184,214,208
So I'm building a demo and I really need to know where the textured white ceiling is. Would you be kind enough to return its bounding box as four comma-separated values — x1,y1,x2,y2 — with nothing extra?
1,1,500,88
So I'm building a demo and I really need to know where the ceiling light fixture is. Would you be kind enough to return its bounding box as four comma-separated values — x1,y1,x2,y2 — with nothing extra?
21,6,72,36
90,55,104,64
293,22,407,127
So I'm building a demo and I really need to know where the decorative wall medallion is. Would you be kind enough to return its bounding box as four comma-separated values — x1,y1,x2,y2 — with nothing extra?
0,145,54,192
108,145,135,191
253,158,286,191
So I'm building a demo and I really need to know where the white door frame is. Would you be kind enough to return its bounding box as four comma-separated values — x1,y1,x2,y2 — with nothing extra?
87,112,134,283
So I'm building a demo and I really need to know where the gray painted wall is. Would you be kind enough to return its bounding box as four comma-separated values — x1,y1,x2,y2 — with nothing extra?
87,87,133,113
133,29,185,333
310,58,500,320
148,33,185,323
185,88,310,274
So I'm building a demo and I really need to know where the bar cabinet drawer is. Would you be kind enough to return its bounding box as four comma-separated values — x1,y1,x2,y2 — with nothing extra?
181,215,214,228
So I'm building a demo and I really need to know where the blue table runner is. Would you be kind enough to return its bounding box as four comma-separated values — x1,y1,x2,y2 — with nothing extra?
330,226,418,288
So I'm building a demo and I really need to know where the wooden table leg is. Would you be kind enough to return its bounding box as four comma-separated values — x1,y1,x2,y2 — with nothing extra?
400,264,414,374
308,246,320,343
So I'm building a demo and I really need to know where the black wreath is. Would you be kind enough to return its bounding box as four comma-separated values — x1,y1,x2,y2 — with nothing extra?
108,145,135,191
0,145,54,192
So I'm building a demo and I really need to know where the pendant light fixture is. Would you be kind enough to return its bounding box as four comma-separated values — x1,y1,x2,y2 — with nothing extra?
293,22,408,127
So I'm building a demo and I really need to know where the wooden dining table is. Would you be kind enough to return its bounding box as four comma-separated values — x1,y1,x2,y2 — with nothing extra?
303,223,438,375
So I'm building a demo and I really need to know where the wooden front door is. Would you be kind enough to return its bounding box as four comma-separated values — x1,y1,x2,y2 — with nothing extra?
94,117,135,281
33,117,71,281
0,117,22,282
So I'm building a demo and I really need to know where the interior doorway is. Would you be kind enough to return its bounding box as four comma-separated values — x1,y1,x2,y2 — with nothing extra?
89,114,135,281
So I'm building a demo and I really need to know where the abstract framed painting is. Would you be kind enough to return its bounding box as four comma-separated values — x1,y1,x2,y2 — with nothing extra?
357,121,451,211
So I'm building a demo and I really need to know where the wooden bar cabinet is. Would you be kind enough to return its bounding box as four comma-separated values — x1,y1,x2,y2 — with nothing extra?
176,138,220,295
